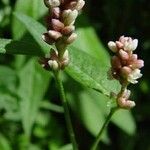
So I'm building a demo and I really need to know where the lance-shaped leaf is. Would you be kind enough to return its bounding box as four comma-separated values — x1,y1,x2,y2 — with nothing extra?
0,38,44,56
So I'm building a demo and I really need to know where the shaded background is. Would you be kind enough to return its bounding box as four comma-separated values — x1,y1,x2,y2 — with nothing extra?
0,0,150,150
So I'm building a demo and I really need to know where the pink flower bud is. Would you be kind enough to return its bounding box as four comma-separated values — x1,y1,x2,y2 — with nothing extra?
52,7,60,18
131,59,144,69
117,97,135,109
111,56,122,69
51,19,64,32
62,25,75,35
121,66,132,78
119,49,129,60
116,41,124,49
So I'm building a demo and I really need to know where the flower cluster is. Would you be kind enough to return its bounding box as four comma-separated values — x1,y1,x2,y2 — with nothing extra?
41,0,85,70
108,36,144,109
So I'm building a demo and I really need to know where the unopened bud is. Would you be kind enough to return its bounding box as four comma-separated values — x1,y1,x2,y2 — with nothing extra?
62,9,78,25
116,41,124,49
52,7,60,18
108,41,117,52
75,0,85,10
111,56,122,69
128,69,142,84
44,0,60,8
51,19,64,32
66,33,77,44
117,97,135,109
48,60,59,70
48,30,62,40
62,25,75,35
42,33,55,44
119,49,129,60
121,66,132,78
131,59,144,69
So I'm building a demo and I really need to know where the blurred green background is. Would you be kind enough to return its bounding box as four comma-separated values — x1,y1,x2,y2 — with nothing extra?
0,0,149,150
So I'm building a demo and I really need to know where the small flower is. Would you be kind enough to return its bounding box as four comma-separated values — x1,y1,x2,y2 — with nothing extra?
44,0,60,8
108,41,117,52
124,39,138,52
48,60,59,70
128,69,142,84
62,9,78,25
117,89,135,109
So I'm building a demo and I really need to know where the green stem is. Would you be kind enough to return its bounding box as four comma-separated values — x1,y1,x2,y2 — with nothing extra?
54,71,78,150
91,107,118,150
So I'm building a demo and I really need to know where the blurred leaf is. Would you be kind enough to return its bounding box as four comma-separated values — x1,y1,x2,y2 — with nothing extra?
13,12,50,54
87,90,136,135
111,109,136,135
66,47,121,96
59,144,73,150
18,59,50,137
74,15,109,65
0,65,17,92
0,38,44,56
40,101,64,113
12,0,46,39
0,134,12,150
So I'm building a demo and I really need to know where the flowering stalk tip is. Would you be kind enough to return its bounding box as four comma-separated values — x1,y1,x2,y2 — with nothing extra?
108,36,144,109
40,0,85,71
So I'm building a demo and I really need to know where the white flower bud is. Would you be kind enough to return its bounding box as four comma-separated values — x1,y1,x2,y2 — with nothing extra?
128,69,142,84
75,0,85,10
66,33,77,44
44,0,60,8
48,30,62,40
124,39,138,51
62,9,78,25
48,60,59,70
108,41,118,52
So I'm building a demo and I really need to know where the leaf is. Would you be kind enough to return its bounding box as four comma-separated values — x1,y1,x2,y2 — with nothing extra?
0,134,12,150
87,90,136,135
66,47,121,96
0,38,44,56
13,12,50,54
0,65,17,92
12,0,46,39
65,78,109,143
111,109,136,135
73,14,110,65
18,59,50,137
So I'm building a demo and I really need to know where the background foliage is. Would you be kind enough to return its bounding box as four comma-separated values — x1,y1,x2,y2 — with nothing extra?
0,0,149,150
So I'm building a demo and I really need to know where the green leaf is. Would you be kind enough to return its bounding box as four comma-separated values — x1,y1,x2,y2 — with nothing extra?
111,109,136,135
12,0,46,39
65,78,109,143
73,15,109,65
87,90,136,135
13,12,50,54
66,47,121,96
18,59,50,137
0,134,12,150
0,38,44,56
